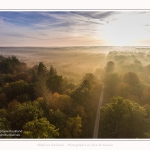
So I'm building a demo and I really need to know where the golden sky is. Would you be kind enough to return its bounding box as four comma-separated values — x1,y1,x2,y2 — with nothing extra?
0,11,150,46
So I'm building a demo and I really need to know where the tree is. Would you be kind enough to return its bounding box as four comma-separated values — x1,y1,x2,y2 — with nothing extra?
46,65,65,94
34,76,51,99
22,117,59,138
65,115,82,138
99,97,148,138
0,56,21,74
49,65,57,76
61,78,76,94
105,61,115,74
48,109,66,138
13,72,30,83
47,74,63,94
104,73,120,103
0,118,10,130
104,73,120,87
4,80,34,102
0,109,10,130
123,72,140,86
70,73,101,138
71,73,100,105
51,93,72,114
2,74,13,84
0,93,7,108
37,62,47,76
8,100,44,130
143,104,150,118
117,82,143,104
13,62,27,73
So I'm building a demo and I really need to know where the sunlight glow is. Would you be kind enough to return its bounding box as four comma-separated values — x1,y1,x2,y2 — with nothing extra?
101,12,150,46
1,11,150,46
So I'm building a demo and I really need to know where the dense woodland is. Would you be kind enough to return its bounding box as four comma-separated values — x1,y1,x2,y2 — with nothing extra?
99,50,150,138
1,49,150,138
0,55,101,138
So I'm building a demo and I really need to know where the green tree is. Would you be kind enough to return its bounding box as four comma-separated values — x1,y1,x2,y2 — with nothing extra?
49,65,57,76
49,109,66,138
0,109,11,138
65,115,82,138
70,73,101,138
99,97,148,138
0,118,10,130
71,73,100,105
0,56,21,74
143,104,150,118
8,100,44,130
37,62,47,76
4,80,34,102
0,109,10,130
61,78,76,94
2,74,13,84
47,75,63,94
22,117,59,138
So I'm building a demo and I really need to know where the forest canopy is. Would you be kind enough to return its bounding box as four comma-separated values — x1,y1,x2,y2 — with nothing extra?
0,55,101,138
1,49,150,138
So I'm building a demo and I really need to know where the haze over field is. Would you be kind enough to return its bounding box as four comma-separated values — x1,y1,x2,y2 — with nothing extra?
0,46,150,83
0,47,107,83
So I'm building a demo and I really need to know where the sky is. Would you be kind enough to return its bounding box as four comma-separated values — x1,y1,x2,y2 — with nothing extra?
1,11,150,47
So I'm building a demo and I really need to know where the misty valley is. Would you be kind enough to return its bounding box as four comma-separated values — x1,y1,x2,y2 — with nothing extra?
0,46,150,138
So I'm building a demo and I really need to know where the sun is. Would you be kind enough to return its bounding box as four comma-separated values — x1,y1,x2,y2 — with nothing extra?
101,12,150,46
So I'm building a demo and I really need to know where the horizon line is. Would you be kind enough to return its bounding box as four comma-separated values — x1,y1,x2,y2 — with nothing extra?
0,46,150,48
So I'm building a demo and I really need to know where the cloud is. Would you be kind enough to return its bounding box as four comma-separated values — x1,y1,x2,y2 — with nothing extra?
0,12,106,46
1,11,150,46
70,11,116,20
